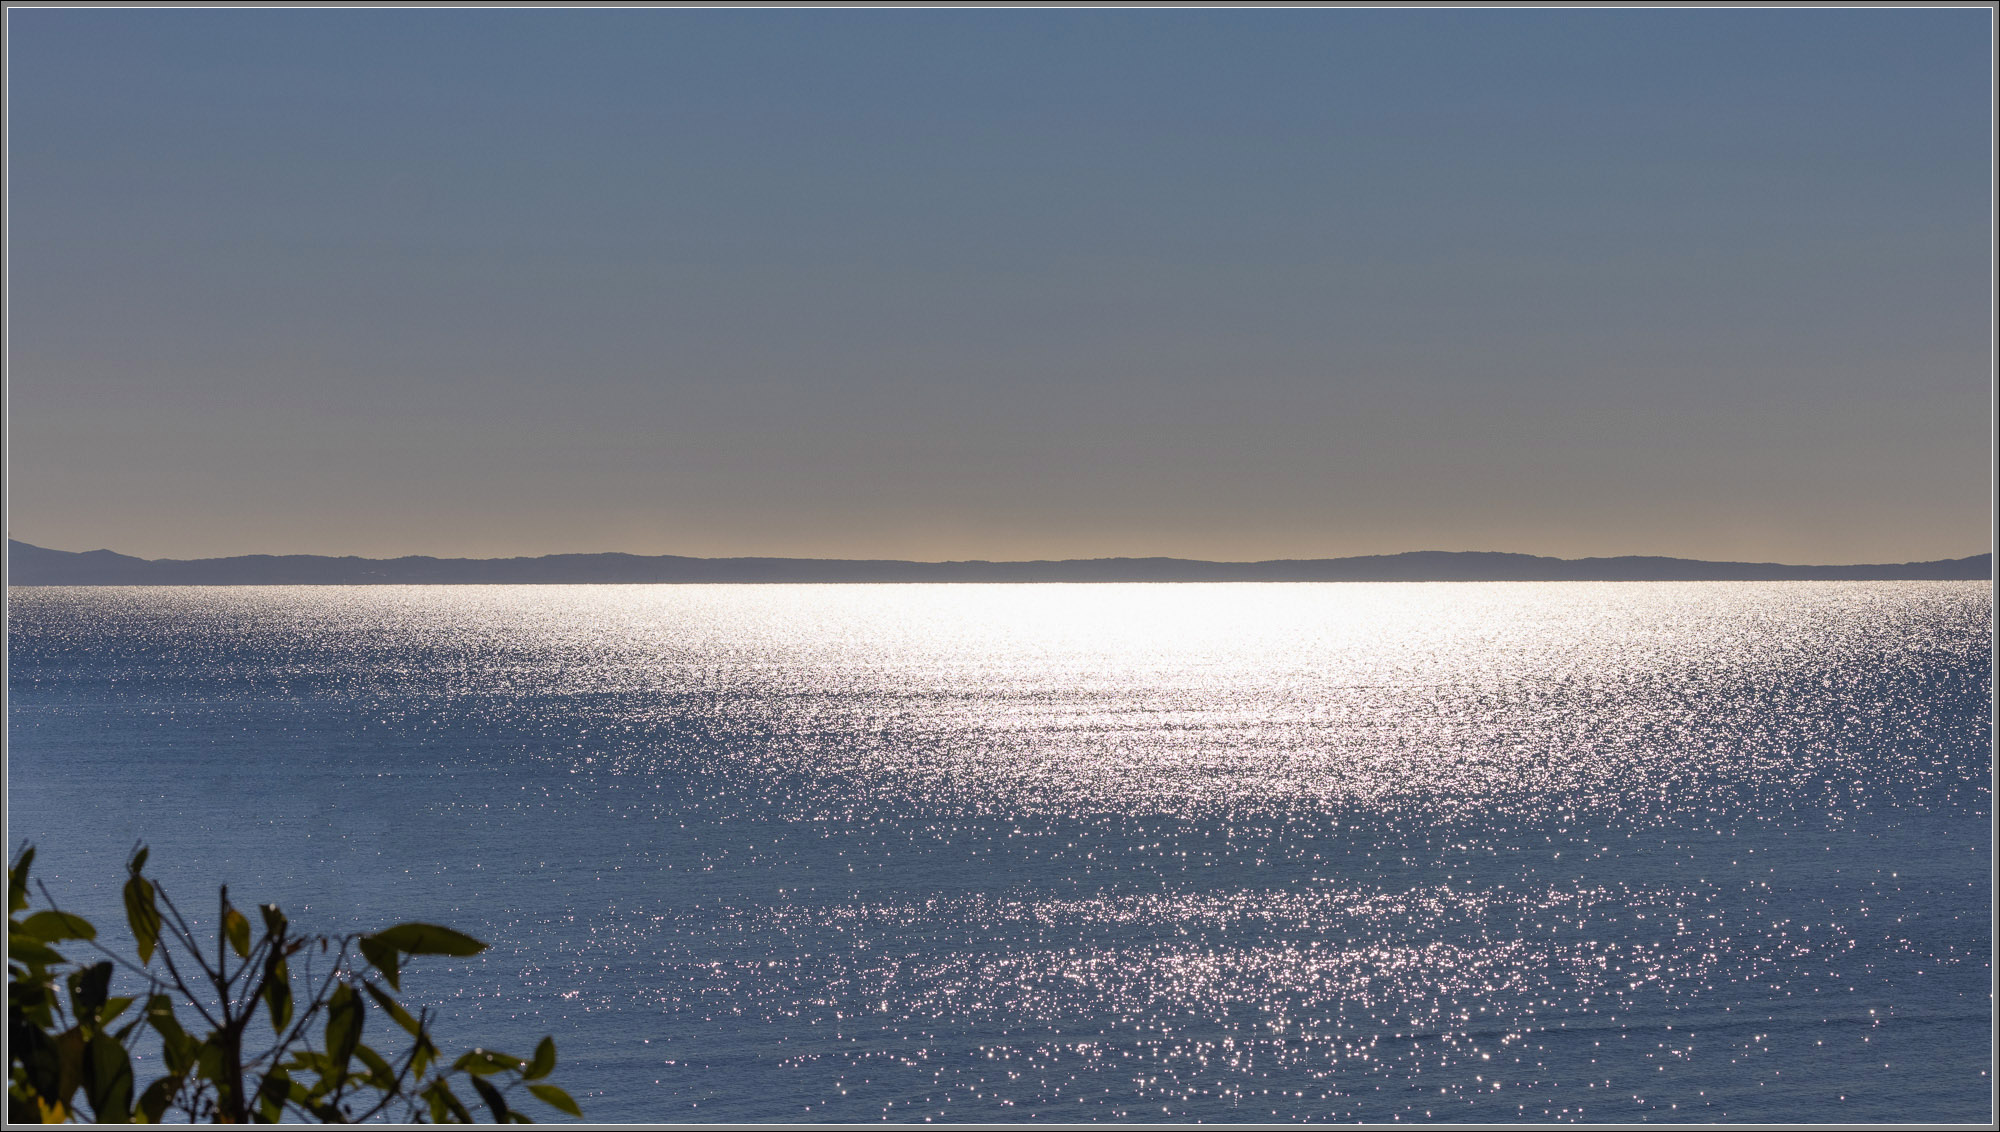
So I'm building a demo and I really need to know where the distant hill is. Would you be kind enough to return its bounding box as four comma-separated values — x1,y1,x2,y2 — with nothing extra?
7,539,1990,585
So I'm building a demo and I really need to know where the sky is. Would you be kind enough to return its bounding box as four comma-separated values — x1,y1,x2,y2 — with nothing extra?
7,8,1992,564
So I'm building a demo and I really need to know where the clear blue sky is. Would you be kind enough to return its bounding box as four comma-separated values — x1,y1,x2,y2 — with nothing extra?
8,9,1991,562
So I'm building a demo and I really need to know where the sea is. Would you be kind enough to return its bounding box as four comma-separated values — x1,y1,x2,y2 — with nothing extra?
6,582,1992,1123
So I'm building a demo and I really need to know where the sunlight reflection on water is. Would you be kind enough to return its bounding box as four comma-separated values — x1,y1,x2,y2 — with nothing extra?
8,583,1991,1122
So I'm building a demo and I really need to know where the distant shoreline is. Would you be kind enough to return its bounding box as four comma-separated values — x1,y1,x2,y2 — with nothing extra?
7,539,1989,585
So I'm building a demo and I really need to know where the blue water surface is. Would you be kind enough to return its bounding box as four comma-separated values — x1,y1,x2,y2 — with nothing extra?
7,583,1991,1122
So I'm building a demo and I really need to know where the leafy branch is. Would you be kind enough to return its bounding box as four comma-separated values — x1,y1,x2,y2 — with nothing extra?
8,844,580,1123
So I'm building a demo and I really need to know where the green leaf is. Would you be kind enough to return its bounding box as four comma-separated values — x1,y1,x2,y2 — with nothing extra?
9,929,66,967
424,1079,473,1124
452,1047,524,1076
323,984,364,1080
68,960,113,1022
122,875,161,965
259,902,288,938
136,1076,178,1124
423,1080,448,1123
11,974,53,1008
19,909,96,943
361,980,423,1036
99,996,135,1027
523,1035,557,1080
9,846,35,914
527,1083,581,1117
284,1049,333,1088
367,921,488,957
83,1030,134,1122
12,978,57,1032
254,1068,291,1124
11,1013,63,1101
144,995,192,1075
469,1075,510,1123
195,1039,228,1083
264,955,293,1033
223,904,251,958
354,1043,395,1087
357,934,402,990
55,1028,88,1111
127,845,149,876
411,1033,439,1079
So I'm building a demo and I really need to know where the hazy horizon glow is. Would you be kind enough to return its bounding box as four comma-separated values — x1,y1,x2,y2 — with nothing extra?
8,9,1992,564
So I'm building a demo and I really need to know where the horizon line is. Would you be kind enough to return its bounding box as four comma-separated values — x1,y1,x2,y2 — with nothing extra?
8,538,1990,588
7,537,1993,570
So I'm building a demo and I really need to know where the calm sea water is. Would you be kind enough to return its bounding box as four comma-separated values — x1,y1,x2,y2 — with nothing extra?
7,583,1991,1123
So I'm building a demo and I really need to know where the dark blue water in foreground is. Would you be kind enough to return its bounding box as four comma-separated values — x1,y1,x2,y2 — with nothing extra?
8,583,1991,1122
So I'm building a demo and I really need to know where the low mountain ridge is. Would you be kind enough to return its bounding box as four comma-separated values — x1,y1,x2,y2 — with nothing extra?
8,539,1990,584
